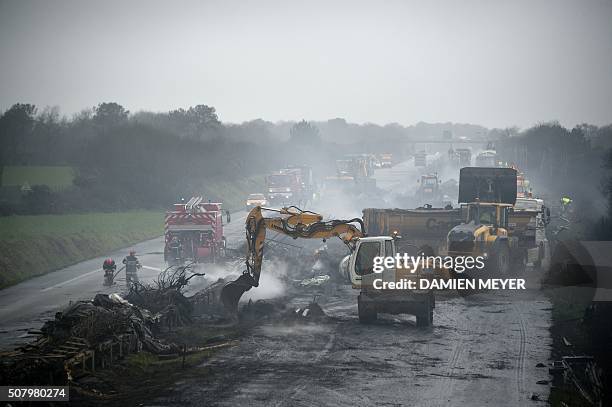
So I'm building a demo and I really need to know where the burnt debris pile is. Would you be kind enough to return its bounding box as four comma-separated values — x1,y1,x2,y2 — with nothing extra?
0,264,207,386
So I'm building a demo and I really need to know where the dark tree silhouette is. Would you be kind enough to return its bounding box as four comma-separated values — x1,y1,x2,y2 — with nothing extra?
289,120,321,144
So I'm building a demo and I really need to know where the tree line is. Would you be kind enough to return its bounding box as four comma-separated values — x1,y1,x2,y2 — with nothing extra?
1,101,611,238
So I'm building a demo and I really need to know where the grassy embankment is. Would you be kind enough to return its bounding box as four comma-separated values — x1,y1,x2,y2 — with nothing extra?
0,211,162,289
202,175,265,212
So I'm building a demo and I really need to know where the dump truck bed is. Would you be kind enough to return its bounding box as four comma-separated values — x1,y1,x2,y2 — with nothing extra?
363,207,463,255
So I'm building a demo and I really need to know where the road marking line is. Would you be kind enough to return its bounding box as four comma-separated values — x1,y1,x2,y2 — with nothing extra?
41,269,99,292
142,265,162,271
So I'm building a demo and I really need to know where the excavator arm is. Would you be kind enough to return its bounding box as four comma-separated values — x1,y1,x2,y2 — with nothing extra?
220,206,365,314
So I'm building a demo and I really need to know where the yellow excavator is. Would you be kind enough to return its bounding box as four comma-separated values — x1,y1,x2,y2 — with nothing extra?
220,206,366,313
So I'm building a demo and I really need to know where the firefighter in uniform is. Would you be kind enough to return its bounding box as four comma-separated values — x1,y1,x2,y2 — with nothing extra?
123,250,141,284
102,258,116,286
169,236,182,264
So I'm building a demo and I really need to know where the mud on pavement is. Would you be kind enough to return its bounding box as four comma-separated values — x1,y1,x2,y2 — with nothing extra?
151,272,553,407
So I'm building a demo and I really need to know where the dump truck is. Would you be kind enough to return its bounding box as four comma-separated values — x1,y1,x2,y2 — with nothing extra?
164,196,228,264
414,151,427,167
363,206,463,256
510,197,550,269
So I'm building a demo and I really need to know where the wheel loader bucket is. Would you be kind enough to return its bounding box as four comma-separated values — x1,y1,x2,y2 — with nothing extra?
458,167,517,204
220,273,255,314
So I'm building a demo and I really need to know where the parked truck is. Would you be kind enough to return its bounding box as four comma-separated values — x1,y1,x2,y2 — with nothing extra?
164,196,228,264
324,154,377,193
414,151,427,167
379,153,393,168
511,197,550,269
416,173,443,206
363,206,463,256
475,150,498,167
266,165,315,207
455,148,472,167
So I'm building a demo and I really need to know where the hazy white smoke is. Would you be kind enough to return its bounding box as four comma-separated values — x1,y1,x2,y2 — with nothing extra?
242,258,288,301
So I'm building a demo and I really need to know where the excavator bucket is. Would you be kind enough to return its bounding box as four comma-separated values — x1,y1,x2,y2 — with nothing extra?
220,273,255,314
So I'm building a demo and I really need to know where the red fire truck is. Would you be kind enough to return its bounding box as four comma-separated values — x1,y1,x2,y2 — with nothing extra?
164,196,227,264
266,166,315,206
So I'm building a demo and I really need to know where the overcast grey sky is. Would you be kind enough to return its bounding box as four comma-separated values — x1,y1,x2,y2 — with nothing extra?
0,0,611,128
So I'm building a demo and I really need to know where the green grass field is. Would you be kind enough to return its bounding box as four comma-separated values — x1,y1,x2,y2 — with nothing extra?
204,175,266,212
0,211,162,240
0,211,163,288
1,166,75,190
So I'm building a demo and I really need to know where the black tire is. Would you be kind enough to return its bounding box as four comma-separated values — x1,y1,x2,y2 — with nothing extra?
453,270,474,297
512,249,527,275
533,258,541,270
358,297,377,323
489,242,510,275
416,308,433,327
533,242,545,271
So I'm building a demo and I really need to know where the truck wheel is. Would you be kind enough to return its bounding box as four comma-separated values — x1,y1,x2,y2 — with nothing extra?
489,243,510,275
358,297,376,323
453,271,474,297
512,250,527,275
533,242,545,270
416,309,433,327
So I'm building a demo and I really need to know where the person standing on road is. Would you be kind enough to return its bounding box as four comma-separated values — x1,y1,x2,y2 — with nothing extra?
102,258,116,286
123,250,141,284
169,236,182,263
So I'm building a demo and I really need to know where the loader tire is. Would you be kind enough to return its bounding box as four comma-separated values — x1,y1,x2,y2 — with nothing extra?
416,309,433,327
514,249,527,274
358,297,376,323
489,242,510,276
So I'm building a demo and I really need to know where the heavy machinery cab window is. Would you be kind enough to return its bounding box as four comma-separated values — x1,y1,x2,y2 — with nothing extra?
384,240,393,258
267,175,290,186
500,207,509,229
355,241,381,276
469,205,497,226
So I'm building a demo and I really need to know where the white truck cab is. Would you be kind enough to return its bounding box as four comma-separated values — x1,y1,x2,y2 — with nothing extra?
340,236,396,287
339,236,435,327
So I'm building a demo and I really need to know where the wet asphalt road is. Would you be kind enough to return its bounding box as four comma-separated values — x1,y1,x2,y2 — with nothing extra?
151,278,552,407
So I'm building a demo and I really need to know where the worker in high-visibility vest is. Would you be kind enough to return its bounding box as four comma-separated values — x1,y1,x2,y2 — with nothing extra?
560,196,573,218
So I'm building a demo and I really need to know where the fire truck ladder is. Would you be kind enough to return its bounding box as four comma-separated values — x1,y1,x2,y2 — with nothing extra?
185,196,203,212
